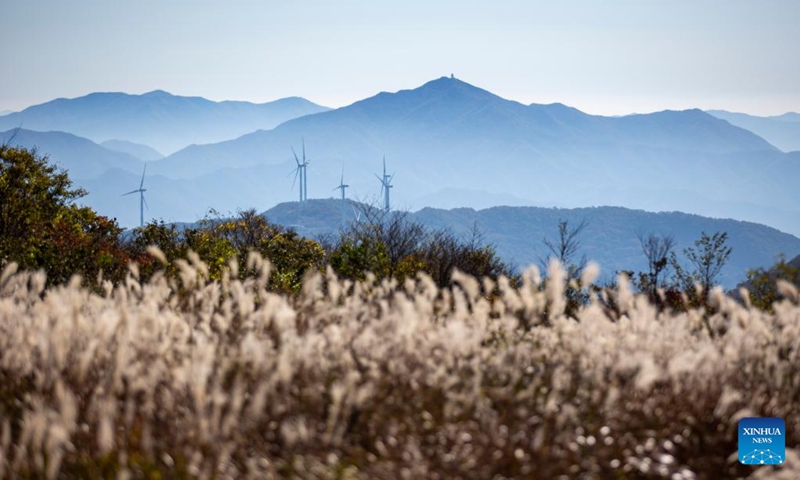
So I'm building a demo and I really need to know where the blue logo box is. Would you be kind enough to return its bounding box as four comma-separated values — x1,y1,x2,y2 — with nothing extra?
738,417,785,465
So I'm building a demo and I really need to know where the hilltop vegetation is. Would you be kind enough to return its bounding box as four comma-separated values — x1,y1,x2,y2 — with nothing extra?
2,145,798,306
3,145,800,478
261,199,800,289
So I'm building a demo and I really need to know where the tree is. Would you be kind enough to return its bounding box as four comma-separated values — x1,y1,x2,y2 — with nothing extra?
1,144,85,266
637,233,676,298
0,143,127,285
419,225,514,288
670,231,732,302
743,254,800,311
541,219,589,315
197,209,325,292
329,207,426,283
541,219,588,278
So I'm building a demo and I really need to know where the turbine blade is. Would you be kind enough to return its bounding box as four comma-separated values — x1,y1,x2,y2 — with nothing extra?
142,195,150,212
140,164,146,189
383,155,386,176
122,189,139,196
302,138,306,162
291,147,300,166
292,168,300,189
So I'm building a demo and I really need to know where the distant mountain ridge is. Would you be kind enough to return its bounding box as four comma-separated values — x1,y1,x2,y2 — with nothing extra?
260,199,800,289
3,77,797,237
707,110,800,152
1,128,143,179
101,139,164,162
152,77,778,179
138,76,796,236
0,90,330,154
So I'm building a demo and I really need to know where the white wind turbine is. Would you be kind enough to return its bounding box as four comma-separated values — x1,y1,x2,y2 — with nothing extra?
290,140,310,202
375,156,394,213
122,165,149,227
333,168,349,224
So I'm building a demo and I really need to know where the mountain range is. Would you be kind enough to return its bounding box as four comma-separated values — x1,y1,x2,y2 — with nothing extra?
1,128,144,179
1,76,798,240
260,199,800,289
0,90,329,154
706,110,800,153
101,139,164,162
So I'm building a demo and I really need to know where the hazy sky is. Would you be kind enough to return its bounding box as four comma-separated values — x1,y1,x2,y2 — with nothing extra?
2,1,799,115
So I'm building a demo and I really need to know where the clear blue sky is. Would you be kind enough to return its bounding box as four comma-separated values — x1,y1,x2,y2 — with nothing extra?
2,0,799,115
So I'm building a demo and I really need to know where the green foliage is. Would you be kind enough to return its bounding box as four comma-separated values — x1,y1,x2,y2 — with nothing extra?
183,227,238,281
0,144,127,285
42,205,129,285
744,254,800,311
124,220,187,280
670,231,732,305
197,209,326,292
328,210,513,288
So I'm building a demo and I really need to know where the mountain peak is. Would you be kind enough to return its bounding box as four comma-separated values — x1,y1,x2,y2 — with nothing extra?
414,75,499,100
142,90,173,97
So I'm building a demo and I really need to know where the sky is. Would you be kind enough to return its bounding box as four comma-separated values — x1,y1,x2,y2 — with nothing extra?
2,1,799,115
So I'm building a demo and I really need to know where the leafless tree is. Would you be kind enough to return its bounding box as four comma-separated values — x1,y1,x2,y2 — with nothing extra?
638,232,676,295
541,219,588,278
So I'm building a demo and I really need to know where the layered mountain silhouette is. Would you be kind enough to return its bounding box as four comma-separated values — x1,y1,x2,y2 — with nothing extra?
139,76,797,235
1,129,144,179
0,90,330,154
101,139,164,162
707,110,800,152
3,77,798,238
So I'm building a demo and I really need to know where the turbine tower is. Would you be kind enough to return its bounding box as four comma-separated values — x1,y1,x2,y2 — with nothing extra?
375,156,394,213
333,169,349,224
291,140,310,202
122,165,148,227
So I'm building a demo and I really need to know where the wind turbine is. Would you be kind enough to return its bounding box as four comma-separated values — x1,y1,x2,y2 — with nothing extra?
333,168,349,224
290,140,310,202
375,156,394,213
122,165,148,227
351,205,362,223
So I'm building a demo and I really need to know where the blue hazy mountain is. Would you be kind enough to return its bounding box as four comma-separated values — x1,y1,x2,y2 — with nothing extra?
141,76,796,236
153,77,776,177
1,128,144,179
0,91,330,154
707,110,800,152
101,139,164,162
258,199,800,289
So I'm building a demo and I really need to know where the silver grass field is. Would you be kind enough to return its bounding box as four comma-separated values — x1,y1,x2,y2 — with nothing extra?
0,252,798,479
